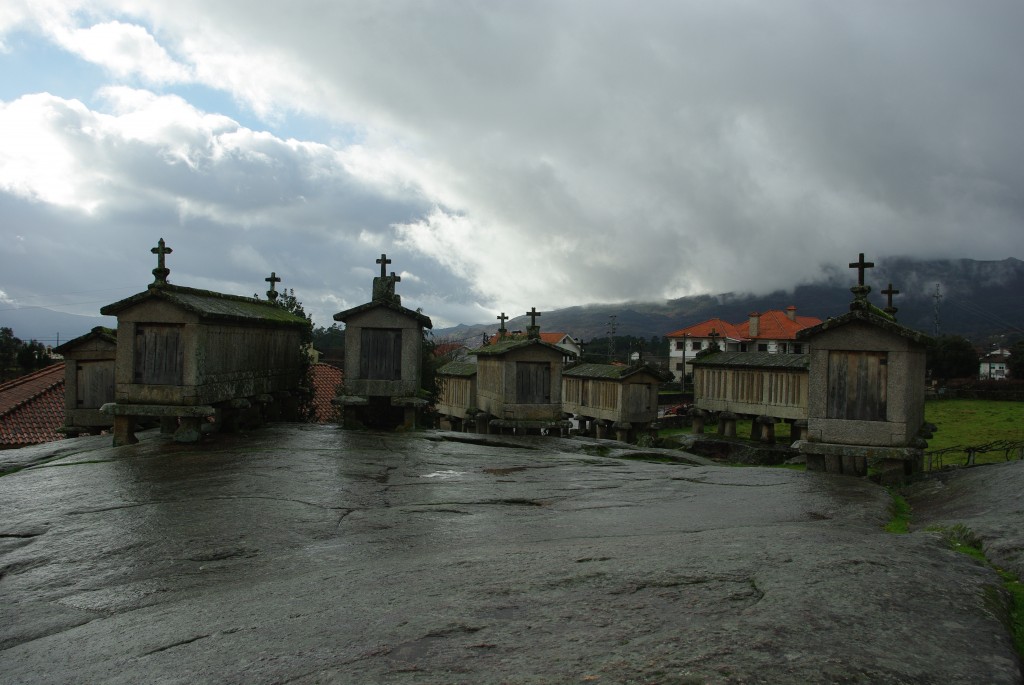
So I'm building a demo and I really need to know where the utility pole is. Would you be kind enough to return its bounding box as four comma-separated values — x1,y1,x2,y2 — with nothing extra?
607,315,617,363
932,283,942,336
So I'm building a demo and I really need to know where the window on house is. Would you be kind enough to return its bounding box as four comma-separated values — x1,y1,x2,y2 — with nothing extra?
691,341,702,351
758,343,769,352
791,343,803,354
676,341,685,351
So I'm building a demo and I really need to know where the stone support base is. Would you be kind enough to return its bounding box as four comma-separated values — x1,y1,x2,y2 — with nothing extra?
796,440,925,484
718,412,738,438
102,403,216,446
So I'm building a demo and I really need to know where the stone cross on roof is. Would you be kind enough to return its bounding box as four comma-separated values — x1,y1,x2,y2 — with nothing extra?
882,282,900,317
151,238,172,285
848,252,875,311
525,307,542,340
849,252,875,287
708,328,720,341
376,253,392,278
266,271,282,302
497,312,508,333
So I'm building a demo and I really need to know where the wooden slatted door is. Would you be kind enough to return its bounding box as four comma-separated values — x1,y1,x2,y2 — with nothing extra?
360,328,403,380
134,325,184,385
516,362,551,404
77,361,115,407
827,351,888,421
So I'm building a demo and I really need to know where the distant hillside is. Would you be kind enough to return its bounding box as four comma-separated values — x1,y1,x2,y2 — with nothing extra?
435,257,1024,344
0,308,116,346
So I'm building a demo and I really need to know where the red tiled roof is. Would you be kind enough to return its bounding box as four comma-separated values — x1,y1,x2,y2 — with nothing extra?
737,310,822,341
0,363,66,448
666,318,745,340
310,362,343,423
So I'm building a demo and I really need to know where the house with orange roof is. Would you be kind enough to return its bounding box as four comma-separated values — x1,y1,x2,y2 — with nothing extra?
0,363,66,449
666,307,822,381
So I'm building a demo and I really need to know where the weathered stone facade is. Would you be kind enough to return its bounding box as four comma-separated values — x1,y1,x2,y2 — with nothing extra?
100,280,309,445
562,363,671,441
796,309,931,482
470,337,571,434
332,255,433,429
54,327,117,435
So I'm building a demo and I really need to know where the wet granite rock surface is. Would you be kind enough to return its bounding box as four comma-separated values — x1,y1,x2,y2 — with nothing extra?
1,425,1021,684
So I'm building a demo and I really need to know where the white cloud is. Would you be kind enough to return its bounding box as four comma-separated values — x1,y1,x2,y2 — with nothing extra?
53,20,191,84
2,1,1023,328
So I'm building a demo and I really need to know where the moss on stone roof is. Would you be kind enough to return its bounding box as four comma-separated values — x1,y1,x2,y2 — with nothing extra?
796,309,932,345
469,338,566,357
691,351,809,369
100,284,309,328
436,361,478,377
54,326,117,353
562,363,672,381
332,299,433,329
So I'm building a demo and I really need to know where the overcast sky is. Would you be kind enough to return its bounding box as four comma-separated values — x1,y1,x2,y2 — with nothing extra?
1,1,1022,330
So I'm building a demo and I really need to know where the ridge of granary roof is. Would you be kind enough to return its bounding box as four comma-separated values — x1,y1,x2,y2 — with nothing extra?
0,363,66,447
333,299,433,329
470,337,567,357
562,362,673,381
436,361,478,377
691,351,809,369
54,326,117,354
487,331,574,346
796,309,932,345
100,283,310,328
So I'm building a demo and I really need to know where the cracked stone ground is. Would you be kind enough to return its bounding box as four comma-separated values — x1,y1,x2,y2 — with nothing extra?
1,425,1022,684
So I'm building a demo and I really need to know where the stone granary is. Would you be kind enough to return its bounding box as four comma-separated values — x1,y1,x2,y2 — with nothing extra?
435,361,478,431
99,239,310,445
53,326,117,436
561,363,672,442
333,254,433,429
796,254,932,482
468,308,574,434
691,351,809,442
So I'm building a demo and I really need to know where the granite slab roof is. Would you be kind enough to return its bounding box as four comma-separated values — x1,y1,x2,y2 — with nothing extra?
470,338,567,357
562,363,672,381
333,299,433,329
796,309,932,345
54,326,117,354
436,361,478,377
101,284,309,328
691,351,810,369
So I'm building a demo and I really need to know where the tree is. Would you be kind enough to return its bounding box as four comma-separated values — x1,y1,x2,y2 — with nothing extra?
926,335,979,380
1006,341,1024,380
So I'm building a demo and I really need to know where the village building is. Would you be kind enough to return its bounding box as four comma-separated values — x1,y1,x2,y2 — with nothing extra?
562,362,671,442
979,348,1011,380
487,328,582,365
796,254,931,482
333,254,433,429
53,327,117,436
469,308,573,434
100,239,310,445
666,308,821,381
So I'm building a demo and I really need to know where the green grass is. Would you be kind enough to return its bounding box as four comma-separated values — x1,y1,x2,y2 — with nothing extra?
884,491,911,534
928,523,1024,659
925,399,1024,466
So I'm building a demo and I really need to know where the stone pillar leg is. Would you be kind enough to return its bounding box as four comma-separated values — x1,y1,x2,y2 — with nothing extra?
719,413,737,438
690,410,705,434
112,415,138,446
403,406,417,430
159,416,178,434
